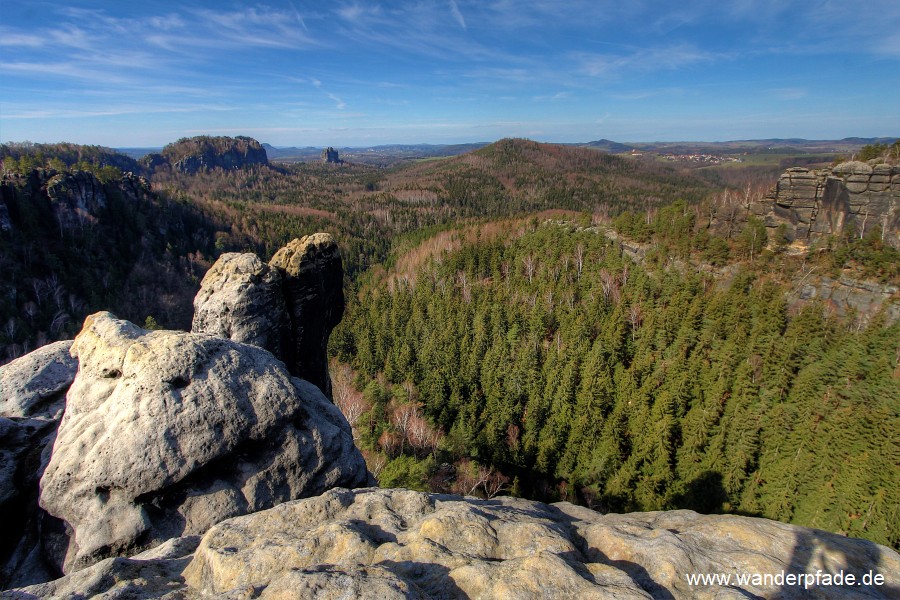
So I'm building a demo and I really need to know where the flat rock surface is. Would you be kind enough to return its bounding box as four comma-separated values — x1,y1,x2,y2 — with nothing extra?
8,487,898,599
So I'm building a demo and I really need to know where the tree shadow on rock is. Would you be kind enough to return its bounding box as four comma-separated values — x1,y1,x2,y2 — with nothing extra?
779,526,900,599
671,471,748,516
377,560,467,599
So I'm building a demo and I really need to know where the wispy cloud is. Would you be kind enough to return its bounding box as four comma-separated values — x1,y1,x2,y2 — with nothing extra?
606,88,687,101
327,93,347,110
449,1,467,30
3,103,236,120
578,44,721,78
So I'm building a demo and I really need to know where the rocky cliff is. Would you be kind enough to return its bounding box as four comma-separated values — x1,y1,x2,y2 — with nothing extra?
5,488,899,599
191,233,345,399
751,161,900,249
143,136,268,175
0,168,151,236
0,237,368,589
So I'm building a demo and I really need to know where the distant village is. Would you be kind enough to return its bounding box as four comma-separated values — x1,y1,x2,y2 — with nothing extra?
639,149,743,164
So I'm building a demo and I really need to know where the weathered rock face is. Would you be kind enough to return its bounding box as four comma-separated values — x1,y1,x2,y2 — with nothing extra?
45,171,107,217
191,253,289,360
0,340,77,421
148,135,268,175
321,146,341,164
0,168,152,238
268,233,345,399
7,487,899,599
0,341,77,588
793,274,900,322
191,234,344,399
752,161,900,249
37,312,370,575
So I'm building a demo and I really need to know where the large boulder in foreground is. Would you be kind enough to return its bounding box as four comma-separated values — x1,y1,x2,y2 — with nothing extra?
8,487,899,599
38,312,371,574
192,233,344,400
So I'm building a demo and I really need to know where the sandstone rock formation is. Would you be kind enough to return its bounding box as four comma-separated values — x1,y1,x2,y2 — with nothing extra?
6,487,899,599
793,274,900,322
321,146,341,164
191,253,289,360
37,312,370,575
0,168,153,238
268,233,345,399
144,136,268,175
192,234,344,399
0,341,77,588
751,161,900,249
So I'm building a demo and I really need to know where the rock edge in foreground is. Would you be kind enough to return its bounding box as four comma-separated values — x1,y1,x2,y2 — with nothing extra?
8,487,899,599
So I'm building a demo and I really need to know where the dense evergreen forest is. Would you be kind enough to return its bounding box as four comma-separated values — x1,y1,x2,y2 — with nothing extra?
333,216,899,549
2,137,897,552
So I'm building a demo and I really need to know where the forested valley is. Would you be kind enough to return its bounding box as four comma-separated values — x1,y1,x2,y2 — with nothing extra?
1,137,897,550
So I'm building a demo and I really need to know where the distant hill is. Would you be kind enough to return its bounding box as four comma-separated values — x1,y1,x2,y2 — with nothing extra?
1,142,144,174
261,143,321,162
262,142,490,166
373,137,713,216
581,139,633,153
582,137,898,155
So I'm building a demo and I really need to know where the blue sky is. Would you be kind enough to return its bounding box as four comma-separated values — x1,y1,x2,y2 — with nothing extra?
1,1,898,147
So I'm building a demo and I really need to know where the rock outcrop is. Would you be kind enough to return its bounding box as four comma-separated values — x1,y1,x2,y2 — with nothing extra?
144,136,268,175
793,274,900,322
321,146,341,164
191,233,344,399
7,487,899,599
191,253,289,360
0,341,77,588
37,312,370,574
0,169,152,238
269,234,345,399
1,234,365,588
752,161,900,249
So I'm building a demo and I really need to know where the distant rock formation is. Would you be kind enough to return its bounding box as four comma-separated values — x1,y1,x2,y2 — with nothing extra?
751,161,900,249
321,146,342,164
143,135,268,174
0,168,152,236
8,487,900,599
192,233,345,399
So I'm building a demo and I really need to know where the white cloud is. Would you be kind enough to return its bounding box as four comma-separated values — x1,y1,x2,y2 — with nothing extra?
328,93,347,110
450,1,467,30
